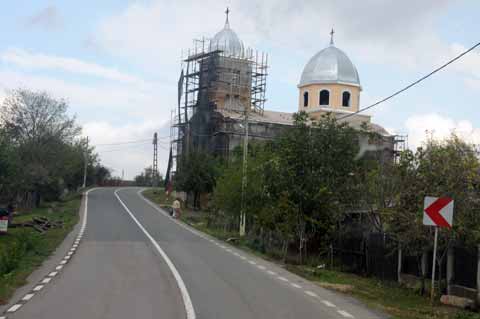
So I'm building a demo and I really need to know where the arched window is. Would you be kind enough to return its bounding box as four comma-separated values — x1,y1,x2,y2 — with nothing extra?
342,91,351,107
303,91,309,107
319,90,329,106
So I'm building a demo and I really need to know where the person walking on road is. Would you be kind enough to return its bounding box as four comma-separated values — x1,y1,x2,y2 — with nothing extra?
172,198,181,219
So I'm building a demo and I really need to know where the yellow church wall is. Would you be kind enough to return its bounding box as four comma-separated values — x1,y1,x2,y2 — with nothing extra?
298,84,360,112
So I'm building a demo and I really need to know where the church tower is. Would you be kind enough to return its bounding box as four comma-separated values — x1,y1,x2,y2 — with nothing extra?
298,30,362,121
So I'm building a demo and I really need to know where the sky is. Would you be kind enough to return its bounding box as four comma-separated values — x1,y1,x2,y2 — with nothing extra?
0,1,479,179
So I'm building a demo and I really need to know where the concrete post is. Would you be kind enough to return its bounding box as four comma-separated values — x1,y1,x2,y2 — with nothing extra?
397,245,403,284
447,246,455,295
477,244,480,305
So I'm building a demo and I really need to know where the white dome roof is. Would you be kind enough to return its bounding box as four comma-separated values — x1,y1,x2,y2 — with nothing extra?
299,45,360,88
210,18,244,57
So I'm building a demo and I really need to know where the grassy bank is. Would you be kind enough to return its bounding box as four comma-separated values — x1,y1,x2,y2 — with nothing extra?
0,193,82,304
142,187,479,319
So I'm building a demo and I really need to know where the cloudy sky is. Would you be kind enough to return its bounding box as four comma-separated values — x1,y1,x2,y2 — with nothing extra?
1,1,479,179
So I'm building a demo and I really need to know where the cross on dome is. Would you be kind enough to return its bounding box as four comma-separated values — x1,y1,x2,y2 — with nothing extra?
225,7,230,27
330,28,335,46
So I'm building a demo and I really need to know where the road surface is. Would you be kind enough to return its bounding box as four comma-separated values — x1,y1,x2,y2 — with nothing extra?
6,188,385,319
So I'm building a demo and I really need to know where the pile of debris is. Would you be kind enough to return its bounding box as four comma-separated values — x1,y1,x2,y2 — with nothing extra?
10,216,64,234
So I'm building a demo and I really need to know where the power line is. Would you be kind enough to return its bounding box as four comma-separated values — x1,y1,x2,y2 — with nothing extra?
97,142,151,153
94,139,151,147
339,41,480,120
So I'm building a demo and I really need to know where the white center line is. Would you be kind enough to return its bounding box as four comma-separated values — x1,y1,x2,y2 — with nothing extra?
42,277,52,284
305,290,318,297
7,304,22,312
22,293,35,301
33,285,44,291
337,310,355,318
290,283,302,289
117,189,196,319
322,300,336,308
257,265,266,270
278,276,289,282
60,260,67,264
239,256,247,260
248,260,257,265
56,265,63,270
267,270,277,275
49,271,58,277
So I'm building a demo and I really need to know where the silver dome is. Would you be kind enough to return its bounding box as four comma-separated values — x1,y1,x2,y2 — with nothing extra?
299,45,360,88
210,20,244,57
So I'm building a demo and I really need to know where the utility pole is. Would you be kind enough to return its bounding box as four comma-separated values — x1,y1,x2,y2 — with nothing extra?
82,136,89,188
153,132,158,187
240,106,249,236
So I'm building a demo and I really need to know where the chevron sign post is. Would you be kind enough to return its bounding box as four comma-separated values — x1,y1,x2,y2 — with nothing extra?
423,196,454,302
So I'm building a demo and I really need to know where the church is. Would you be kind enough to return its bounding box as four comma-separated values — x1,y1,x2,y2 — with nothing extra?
169,10,398,175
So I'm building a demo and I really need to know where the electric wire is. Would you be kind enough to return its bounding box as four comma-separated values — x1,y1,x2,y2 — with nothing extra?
338,41,480,120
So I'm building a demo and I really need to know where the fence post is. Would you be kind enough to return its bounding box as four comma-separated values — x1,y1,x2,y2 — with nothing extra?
397,244,403,284
447,246,454,295
477,244,480,305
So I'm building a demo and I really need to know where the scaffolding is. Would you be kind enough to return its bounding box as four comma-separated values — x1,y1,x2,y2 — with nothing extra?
393,134,408,163
169,38,268,175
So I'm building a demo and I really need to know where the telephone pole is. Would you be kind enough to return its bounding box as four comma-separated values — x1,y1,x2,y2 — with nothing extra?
240,107,249,236
82,136,89,188
152,132,158,187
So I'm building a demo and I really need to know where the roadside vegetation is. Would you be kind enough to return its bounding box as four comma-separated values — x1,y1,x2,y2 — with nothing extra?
158,111,480,318
0,193,81,304
0,88,112,304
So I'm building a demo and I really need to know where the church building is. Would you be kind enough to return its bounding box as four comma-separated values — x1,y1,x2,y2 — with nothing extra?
169,10,396,175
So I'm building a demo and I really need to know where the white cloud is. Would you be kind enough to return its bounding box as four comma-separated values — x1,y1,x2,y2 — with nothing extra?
25,5,63,31
1,48,144,85
83,120,171,179
405,113,480,149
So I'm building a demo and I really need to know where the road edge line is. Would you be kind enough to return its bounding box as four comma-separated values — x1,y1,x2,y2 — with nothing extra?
114,189,196,319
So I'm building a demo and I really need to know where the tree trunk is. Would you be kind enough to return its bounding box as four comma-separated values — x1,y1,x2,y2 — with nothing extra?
397,245,403,284
447,246,454,295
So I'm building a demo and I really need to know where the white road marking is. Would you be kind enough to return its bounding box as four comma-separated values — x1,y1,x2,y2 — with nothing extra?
7,304,22,312
219,245,226,249
257,265,266,270
22,293,35,301
73,244,78,248
290,283,302,289
115,189,196,319
55,265,63,270
65,255,71,260
48,271,58,277
248,260,257,265
60,260,67,264
278,276,289,282
68,251,73,256
233,252,240,257
267,270,277,275
42,278,52,284
0,316,6,319
322,300,336,308
33,285,43,291
239,256,247,260
338,310,355,318
225,249,232,253
305,291,318,297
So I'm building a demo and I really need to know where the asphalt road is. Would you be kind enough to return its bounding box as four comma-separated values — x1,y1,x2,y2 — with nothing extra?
8,188,386,319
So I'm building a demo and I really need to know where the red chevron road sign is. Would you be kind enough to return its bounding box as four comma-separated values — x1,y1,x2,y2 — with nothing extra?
423,196,454,228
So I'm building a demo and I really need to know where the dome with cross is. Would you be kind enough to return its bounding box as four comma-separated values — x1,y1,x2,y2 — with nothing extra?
210,8,244,57
299,30,360,88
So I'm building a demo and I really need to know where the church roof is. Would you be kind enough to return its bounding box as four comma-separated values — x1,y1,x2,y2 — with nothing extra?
210,10,244,57
299,41,360,88
217,109,390,136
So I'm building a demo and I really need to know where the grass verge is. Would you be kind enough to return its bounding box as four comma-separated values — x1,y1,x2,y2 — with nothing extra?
142,188,479,319
0,192,82,304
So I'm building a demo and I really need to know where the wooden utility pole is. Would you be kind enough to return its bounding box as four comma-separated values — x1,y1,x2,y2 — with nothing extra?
82,136,89,188
153,132,158,187
240,107,249,237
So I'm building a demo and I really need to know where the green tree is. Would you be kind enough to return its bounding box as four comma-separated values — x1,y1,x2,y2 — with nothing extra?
175,151,219,209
